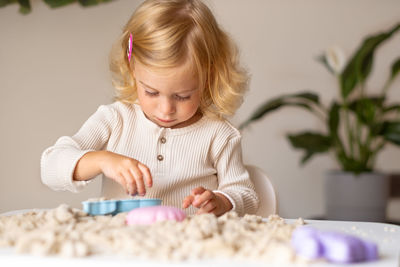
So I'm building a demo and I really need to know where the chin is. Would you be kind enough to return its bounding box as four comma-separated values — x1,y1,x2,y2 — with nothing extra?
157,121,179,128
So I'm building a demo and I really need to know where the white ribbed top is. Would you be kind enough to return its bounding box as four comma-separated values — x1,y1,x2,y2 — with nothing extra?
40,102,259,216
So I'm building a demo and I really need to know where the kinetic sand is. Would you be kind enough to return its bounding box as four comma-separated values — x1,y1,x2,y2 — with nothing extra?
0,204,306,264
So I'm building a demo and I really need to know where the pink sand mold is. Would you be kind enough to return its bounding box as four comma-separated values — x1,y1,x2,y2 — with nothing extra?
126,205,187,225
291,226,378,263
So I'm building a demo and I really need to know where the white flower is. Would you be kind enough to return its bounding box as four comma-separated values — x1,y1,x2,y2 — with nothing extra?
325,46,346,74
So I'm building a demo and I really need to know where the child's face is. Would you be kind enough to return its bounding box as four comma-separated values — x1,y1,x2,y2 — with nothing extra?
134,61,202,129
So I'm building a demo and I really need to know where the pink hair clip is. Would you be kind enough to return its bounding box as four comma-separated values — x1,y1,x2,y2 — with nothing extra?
127,33,133,62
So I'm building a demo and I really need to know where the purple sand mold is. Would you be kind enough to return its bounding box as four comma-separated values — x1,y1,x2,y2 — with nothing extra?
360,239,378,261
291,226,323,259
291,226,378,263
319,232,366,263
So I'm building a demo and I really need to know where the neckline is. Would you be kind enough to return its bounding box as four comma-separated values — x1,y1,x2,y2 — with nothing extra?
133,104,208,135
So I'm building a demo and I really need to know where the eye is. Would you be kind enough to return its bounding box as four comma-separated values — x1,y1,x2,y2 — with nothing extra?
174,94,191,101
145,91,158,97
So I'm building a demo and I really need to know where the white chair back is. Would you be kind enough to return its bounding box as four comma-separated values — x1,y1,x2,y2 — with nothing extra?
246,164,277,217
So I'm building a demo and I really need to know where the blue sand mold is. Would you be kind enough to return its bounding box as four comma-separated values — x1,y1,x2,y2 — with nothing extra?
82,199,162,216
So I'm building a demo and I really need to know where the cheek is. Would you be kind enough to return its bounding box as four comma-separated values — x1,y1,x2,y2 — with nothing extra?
191,93,201,109
137,93,145,106
137,88,149,103
183,97,201,115
137,92,154,111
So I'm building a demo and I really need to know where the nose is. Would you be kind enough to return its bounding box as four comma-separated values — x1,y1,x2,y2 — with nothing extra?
159,97,176,116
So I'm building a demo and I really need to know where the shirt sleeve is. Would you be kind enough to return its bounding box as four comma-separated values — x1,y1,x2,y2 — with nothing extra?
214,134,260,216
40,105,117,193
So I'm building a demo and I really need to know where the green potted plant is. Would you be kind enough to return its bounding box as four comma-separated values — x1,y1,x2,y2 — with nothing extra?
240,23,400,222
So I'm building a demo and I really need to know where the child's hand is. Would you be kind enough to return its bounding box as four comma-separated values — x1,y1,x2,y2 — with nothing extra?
99,151,152,196
182,187,233,216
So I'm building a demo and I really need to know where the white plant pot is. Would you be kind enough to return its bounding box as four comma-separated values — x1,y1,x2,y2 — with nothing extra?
324,171,390,222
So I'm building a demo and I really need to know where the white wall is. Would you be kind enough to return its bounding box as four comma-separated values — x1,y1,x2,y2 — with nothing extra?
1,0,399,219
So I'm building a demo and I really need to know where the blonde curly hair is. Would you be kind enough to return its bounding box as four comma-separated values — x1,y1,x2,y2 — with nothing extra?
109,0,249,119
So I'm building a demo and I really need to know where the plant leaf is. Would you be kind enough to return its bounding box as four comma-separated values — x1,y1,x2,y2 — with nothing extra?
292,92,320,104
287,132,332,164
17,0,30,13
328,101,349,160
369,122,384,137
341,157,372,174
340,23,400,99
288,132,332,152
383,103,400,113
239,92,320,129
300,151,314,164
348,97,381,125
335,146,372,173
0,0,18,8
316,54,334,74
340,59,358,99
390,57,400,82
44,0,76,8
328,102,340,137
78,0,112,6
381,121,400,145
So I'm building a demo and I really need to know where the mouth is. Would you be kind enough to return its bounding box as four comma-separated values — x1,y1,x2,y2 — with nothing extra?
157,117,176,123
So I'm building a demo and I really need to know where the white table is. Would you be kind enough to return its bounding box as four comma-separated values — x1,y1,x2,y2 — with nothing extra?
300,219,400,267
0,211,399,267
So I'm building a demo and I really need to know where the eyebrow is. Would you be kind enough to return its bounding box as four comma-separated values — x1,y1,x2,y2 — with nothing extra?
139,81,198,94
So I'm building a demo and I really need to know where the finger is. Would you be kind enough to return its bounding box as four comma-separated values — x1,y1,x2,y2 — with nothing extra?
196,200,217,214
138,163,152,188
130,168,146,196
115,174,129,194
191,194,202,208
191,187,206,195
122,171,137,196
182,195,195,209
193,190,214,208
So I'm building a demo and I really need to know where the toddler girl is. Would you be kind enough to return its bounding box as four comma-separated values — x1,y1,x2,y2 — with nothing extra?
41,0,259,216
